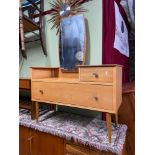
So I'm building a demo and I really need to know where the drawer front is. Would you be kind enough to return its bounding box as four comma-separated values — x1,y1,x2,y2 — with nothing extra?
71,84,113,111
32,82,72,103
32,82,113,111
79,67,113,82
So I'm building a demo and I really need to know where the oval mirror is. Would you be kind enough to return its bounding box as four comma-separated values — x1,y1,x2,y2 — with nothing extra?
59,14,86,71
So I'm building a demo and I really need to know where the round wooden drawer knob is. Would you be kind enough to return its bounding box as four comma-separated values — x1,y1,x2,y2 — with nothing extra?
92,73,98,78
93,96,98,101
39,90,44,94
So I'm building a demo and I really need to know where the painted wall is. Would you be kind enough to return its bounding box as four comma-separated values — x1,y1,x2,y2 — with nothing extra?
19,0,103,118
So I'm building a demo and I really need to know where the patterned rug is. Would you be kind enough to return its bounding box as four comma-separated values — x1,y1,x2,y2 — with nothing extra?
19,109,127,155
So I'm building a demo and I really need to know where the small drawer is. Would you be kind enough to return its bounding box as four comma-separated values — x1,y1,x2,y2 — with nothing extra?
79,67,113,82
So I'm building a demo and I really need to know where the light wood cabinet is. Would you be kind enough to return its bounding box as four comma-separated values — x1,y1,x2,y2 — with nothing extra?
31,65,122,143
31,65,122,113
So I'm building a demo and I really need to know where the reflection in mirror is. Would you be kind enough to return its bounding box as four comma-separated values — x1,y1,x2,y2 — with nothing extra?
59,14,86,71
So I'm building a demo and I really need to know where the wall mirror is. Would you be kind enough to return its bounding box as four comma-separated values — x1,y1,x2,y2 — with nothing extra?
59,14,86,71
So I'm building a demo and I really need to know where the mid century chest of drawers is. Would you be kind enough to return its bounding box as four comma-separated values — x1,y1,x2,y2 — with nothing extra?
31,65,122,143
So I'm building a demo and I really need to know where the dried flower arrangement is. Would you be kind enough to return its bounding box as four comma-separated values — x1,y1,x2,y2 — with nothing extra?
48,0,90,34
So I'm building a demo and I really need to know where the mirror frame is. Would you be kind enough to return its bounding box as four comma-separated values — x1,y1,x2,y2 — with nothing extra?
59,14,86,72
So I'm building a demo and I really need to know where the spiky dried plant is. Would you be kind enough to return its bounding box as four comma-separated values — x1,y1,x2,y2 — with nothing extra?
48,0,87,34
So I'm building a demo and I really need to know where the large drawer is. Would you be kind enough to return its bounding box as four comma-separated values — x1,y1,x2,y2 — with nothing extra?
79,67,113,82
32,82,113,111
32,82,72,104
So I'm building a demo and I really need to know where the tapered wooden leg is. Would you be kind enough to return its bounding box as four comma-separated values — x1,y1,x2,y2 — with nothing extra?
35,101,39,123
106,113,112,143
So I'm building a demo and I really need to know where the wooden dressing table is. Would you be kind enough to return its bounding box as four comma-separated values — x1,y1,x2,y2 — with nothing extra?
31,65,122,143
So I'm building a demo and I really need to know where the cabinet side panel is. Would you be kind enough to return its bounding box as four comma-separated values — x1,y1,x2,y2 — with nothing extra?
116,67,122,112
112,67,122,113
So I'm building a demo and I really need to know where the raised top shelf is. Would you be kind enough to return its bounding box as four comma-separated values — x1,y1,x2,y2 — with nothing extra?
31,65,122,84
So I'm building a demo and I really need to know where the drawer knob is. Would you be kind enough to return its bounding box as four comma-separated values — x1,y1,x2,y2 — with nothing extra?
39,90,44,94
92,73,98,78
93,96,98,101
